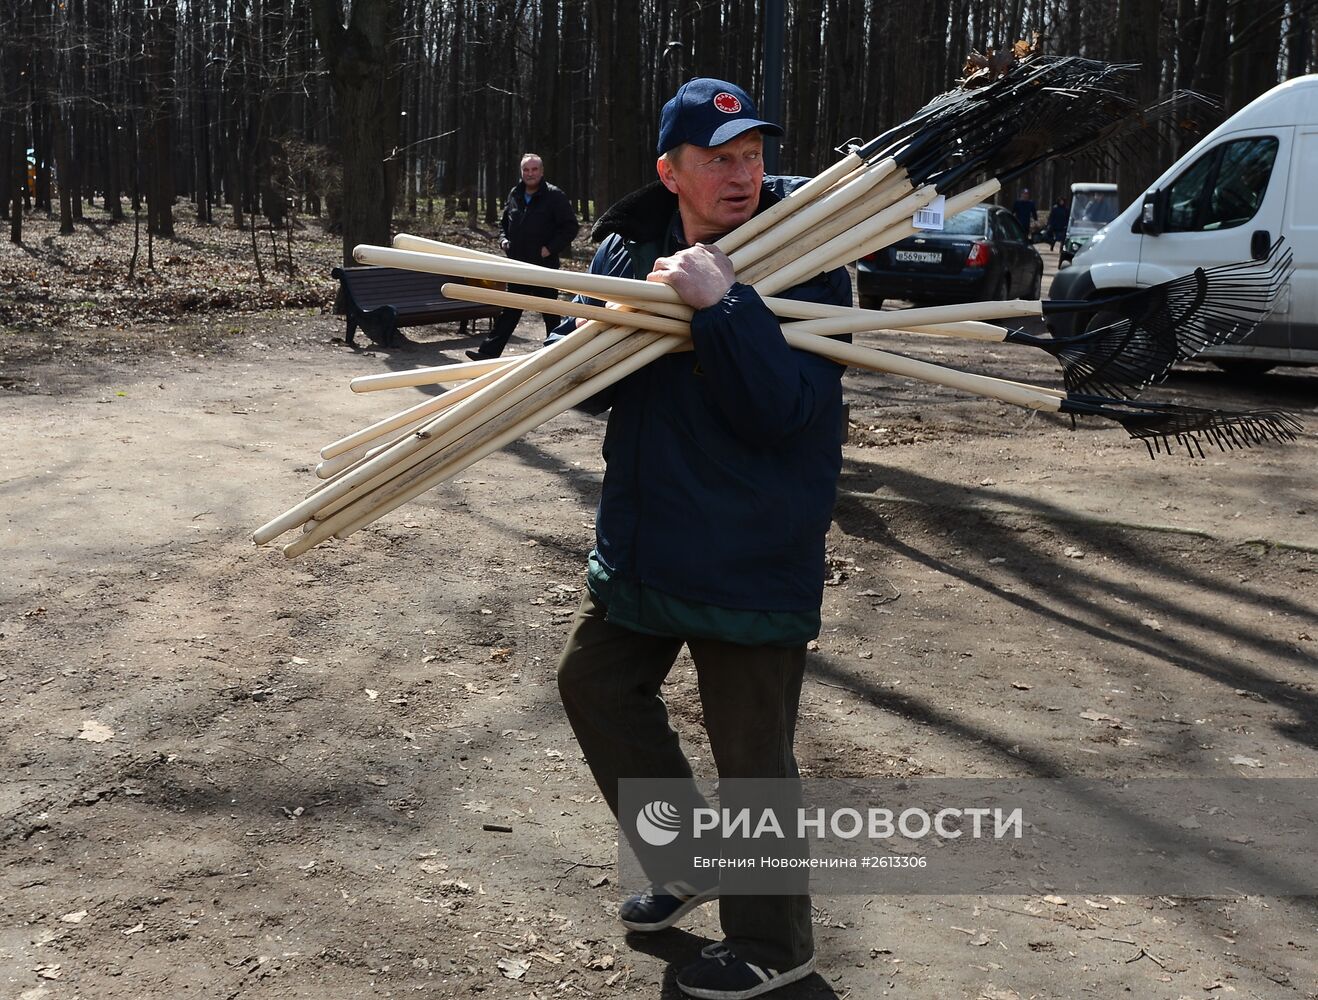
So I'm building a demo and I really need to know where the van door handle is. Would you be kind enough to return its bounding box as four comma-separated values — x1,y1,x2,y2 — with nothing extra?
1251,229,1271,260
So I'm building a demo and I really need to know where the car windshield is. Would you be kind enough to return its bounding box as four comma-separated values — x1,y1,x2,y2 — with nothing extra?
940,208,987,236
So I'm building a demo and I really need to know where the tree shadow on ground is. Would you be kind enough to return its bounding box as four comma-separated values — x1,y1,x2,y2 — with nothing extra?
832,471,1317,750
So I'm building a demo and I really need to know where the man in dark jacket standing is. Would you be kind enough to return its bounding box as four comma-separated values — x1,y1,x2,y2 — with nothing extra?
555,78,848,999
467,153,579,360
1012,187,1037,237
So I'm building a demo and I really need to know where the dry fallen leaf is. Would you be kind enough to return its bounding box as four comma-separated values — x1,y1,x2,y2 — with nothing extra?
1229,754,1263,768
497,957,530,980
78,720,114,743
1079,710,1121,724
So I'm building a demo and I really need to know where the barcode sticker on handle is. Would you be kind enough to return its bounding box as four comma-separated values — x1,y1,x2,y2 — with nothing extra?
913,196,946,231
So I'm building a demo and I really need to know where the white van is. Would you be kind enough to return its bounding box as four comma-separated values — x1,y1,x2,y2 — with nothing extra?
1048,74,1318,374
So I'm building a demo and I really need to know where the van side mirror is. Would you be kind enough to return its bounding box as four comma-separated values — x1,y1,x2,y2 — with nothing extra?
1139,191,1165,236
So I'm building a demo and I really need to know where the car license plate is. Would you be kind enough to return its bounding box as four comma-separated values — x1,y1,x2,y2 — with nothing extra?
895,250,942,264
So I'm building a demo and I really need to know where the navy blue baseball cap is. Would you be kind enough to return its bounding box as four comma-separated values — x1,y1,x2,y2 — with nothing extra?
656,78,783,156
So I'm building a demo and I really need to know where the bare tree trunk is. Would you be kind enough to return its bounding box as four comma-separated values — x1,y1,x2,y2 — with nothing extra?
590,0,613,211
786,0,821,170
4,1,30,243
106,114,123,220
1190,0,1228,97
70,0,86,222
8,117,23,243
129,202,141,279
50,103,75,234
310,0,402,267
1287,4,1311,77
192,9,209,222
1228,2,1284,113
1114,0,1162,204
145,0,177,237
533,0,560,155
0,114,9,223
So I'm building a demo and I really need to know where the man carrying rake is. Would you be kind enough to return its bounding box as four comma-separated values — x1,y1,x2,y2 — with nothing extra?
555,78,851,999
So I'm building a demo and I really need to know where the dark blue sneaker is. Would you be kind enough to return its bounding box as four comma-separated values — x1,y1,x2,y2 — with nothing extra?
618,881,719,932
676,942,816,999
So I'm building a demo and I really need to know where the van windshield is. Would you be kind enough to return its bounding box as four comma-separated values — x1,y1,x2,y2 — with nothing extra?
1070,191,1118,228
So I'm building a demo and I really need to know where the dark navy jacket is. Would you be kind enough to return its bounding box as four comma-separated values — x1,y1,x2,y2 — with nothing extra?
501,181,579,269
558,177,852,614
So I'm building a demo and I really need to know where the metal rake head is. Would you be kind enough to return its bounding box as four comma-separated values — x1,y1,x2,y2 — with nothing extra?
1060,394,1304,459
861,57,1140,187
1120,408,1304,459
1032,240,1295,397
1112,239,1295,359
1030,320,1182,399
897,57,1145,188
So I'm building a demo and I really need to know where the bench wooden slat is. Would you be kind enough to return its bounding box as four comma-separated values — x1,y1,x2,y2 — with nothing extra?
332,265,504,346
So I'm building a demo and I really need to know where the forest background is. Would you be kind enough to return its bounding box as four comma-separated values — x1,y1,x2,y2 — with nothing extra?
1,0,1317,270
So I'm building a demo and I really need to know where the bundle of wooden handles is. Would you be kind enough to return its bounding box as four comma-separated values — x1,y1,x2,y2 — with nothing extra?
255,149,1083,558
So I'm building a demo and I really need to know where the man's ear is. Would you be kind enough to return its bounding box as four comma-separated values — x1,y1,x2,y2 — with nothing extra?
656,155,679,195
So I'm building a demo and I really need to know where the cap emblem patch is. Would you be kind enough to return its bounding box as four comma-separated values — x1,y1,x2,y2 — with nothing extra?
713,92,742,114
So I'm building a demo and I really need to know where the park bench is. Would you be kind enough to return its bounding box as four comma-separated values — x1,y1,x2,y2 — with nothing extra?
331,265,505,347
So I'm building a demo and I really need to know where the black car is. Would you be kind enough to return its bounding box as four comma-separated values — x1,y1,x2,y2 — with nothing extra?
856,204,1044,309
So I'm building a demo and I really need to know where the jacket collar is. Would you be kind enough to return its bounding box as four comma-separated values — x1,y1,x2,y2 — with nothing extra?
591,178,788,244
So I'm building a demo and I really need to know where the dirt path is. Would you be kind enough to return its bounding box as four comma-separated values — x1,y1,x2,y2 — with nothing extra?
2,307,1316,1000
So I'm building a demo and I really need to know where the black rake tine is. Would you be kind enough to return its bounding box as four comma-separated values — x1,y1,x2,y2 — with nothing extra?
852,67,1149,230
1057,394,1303,458
1007,315,1181,398
1064,90,1221,173
1034,241,1295,394
880,56,1148,189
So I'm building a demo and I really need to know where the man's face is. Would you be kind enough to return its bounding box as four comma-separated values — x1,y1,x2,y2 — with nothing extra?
521,158,544,190
658,131,765,244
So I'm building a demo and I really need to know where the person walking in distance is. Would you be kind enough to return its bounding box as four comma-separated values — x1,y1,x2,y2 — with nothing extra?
1047,196,1068,251
467,153,579,360
1012,186,1037,237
